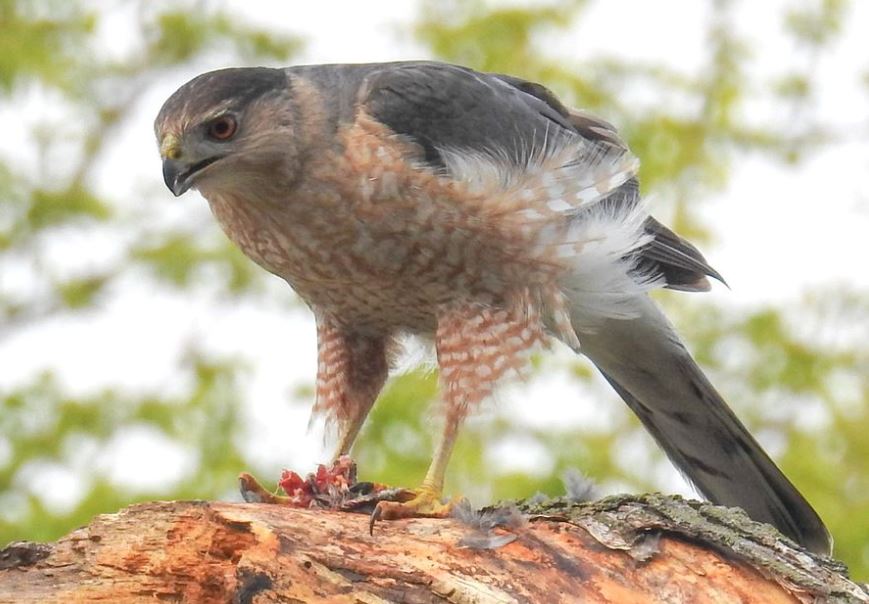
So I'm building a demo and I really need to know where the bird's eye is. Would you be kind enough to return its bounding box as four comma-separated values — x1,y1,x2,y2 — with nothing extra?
206,115,237,141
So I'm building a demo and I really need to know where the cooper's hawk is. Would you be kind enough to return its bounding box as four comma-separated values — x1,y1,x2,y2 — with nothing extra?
155,61,831,554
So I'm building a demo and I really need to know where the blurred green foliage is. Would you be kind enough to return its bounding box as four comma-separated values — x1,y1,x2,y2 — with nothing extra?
0,0,866,580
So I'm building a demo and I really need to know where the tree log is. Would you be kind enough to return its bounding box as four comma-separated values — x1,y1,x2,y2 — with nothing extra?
0,494,865,603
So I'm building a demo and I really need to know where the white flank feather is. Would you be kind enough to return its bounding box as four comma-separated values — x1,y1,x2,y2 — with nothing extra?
438,133,662,334
561,199,664,333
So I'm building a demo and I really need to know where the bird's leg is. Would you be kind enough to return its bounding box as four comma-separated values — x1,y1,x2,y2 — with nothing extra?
331,410,371,462
421,408,461,495
312,319,388,462
239,321,389,507
369,405,462,529
371,301,542,530
330,384,379,463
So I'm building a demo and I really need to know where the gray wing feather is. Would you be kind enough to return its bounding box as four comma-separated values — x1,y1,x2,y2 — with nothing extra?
361,62,575,168
600,178,725,290
641,216,726,291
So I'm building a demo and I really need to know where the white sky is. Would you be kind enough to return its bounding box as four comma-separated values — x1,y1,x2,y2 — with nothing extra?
1,0,867,513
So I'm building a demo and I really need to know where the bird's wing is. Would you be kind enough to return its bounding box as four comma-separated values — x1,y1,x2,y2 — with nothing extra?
361,62,577,170
640,216,725,291
600,179,725,291
358,62,722,291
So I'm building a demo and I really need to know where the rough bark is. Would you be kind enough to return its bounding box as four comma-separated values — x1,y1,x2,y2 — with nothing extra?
0,494,865,603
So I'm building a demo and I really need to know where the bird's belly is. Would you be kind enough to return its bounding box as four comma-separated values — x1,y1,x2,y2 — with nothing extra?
289,276,441,332
283,226,492,332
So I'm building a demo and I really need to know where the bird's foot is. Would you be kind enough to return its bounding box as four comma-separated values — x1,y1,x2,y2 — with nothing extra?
369,485,456,534
239,456,415,513
238,472,293,504
239,455,360,507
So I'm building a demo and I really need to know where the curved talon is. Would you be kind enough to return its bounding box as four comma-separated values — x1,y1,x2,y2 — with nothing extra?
369,504,383,536
368,488,455,536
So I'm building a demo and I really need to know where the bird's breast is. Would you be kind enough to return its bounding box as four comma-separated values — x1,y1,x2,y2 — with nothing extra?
204,187,500,332
201,121,565,333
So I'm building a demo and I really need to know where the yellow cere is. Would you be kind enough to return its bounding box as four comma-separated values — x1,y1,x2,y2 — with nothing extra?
160,134,182,160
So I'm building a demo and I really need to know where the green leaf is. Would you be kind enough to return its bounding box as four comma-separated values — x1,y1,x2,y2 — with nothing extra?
26,186,111,230
56,275,109,309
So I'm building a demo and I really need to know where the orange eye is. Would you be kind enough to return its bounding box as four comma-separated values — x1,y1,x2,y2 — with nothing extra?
207,115,237,141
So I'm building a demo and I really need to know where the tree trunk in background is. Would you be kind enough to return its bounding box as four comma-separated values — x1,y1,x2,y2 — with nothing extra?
0,495,865,603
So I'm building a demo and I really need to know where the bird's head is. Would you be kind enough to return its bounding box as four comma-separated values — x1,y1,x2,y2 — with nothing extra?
155,67,295,197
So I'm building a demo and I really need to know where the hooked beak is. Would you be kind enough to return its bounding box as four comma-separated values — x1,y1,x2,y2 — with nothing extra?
161,156,220,197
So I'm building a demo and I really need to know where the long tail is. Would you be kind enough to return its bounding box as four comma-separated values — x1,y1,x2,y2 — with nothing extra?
572,295,832,554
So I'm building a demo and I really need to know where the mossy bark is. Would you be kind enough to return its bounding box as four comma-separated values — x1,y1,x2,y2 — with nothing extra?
0,495,865,603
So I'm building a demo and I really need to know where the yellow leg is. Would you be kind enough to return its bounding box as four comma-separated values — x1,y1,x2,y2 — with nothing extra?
330,399,377,462
420,411,459,492
313,324,387,464
370,410,460,532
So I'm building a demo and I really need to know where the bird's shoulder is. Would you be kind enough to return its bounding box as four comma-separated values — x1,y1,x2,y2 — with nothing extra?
293,61,626,169
362,62,605,168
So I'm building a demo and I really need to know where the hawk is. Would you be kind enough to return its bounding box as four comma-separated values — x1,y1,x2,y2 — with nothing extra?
155,61,830,554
